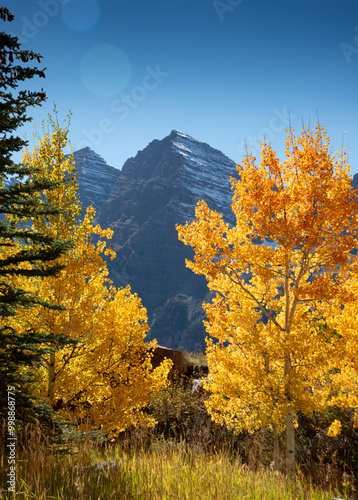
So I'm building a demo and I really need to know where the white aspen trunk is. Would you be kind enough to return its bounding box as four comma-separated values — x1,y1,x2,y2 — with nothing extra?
284,354,296,475
285,406,295,476
47,351,56,407
284,258,295,475
267,350,281,472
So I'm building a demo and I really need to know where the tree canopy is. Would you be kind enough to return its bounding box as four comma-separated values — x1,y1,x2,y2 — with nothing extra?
177,124,358,474
10,112,172,436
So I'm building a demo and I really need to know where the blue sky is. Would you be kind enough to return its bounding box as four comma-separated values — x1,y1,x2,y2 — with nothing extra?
7,0,358,175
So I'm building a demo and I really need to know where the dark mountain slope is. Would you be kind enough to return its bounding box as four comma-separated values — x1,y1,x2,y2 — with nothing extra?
95,130,237,350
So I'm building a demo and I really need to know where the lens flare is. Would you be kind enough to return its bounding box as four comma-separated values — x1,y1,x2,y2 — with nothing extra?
80,44,132,98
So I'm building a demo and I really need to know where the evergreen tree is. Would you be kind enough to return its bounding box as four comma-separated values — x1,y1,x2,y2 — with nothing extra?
0,8,73,423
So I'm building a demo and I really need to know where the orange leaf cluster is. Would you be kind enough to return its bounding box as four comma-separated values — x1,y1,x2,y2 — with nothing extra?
177,124,358,437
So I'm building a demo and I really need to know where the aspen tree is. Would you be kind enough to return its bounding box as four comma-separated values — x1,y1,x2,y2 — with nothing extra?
13,112,171,435
177,124,358,474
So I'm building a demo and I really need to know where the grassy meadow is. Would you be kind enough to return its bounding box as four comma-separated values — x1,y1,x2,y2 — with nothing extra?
0,424,351,500
0,353,356,499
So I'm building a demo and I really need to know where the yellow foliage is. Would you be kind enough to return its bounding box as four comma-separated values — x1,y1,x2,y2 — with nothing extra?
11,110,171,436
53,285,172,434
177,124,358,437
327,419,342,437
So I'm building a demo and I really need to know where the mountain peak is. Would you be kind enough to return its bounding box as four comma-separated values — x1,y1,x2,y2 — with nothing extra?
72,148,120,215
169,129,207,148
74,146,117,167
79,131,237,351
169,129,193,140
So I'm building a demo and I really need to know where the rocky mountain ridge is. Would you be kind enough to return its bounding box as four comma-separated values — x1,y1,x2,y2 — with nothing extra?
74,130,237,351
72,147,120,215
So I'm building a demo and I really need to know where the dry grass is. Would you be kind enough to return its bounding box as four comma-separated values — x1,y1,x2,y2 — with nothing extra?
0,420,353,500
183,350,208,367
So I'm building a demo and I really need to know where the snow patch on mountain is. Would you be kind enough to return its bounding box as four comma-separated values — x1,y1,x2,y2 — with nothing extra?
73,147,120,215
169,130,237,222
